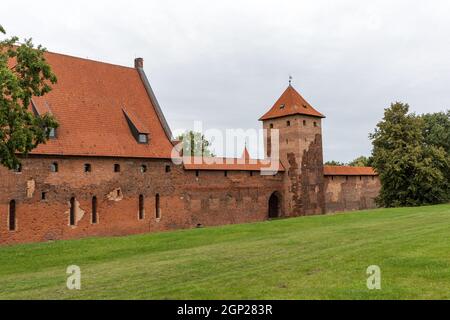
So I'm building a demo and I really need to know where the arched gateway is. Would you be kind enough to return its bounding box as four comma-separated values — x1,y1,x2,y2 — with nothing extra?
268,192,282,219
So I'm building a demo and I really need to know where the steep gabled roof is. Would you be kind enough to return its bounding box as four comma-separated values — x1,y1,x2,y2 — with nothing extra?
259,85,325,121
27,51,174,158
324,166,378,176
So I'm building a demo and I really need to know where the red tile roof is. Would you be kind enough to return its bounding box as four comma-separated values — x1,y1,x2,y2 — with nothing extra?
260,85,325,121
27,51,174,158
324,166,378,176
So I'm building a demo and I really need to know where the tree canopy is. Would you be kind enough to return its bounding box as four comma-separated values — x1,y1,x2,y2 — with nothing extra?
0,25,58,169
370,102,449,207
176,131,215,157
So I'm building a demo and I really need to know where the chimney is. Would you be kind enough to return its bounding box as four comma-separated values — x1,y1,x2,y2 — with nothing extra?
134,57,144,69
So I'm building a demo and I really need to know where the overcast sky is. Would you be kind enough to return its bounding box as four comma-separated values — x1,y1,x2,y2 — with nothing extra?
2,1,449,162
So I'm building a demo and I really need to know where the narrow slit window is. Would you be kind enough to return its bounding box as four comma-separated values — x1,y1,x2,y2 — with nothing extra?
84,164,92,173
41,192,47,200
155,194,161,219
9,200,16,231
140,165,147,173
92,196,98,224
165,165,171,173
314,122,318,127
196,170,199,177
270,124,274,129
69,197,76,226
303,120,307,126
50,162,58,173
139,195,145,220
287,121,291,127
224,171,228,177
114,164,121,172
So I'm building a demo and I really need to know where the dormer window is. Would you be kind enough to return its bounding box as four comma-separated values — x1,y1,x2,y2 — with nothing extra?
123,108,150,145
138,134,148,144
48,128,56,139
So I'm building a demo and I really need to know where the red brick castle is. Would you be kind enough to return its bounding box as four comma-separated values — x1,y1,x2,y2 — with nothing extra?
0,52,380,245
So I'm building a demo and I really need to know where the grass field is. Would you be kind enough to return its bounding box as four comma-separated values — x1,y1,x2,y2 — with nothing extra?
0,204,449,300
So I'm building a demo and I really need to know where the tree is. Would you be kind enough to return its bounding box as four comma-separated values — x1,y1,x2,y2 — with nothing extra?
176,131,215,157
421,110,450,154
0,25,58,169
348,156,372,167
324,160,346,166
370,102,449,207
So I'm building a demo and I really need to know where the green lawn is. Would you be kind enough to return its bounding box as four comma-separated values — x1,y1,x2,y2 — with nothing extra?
1,204,449,300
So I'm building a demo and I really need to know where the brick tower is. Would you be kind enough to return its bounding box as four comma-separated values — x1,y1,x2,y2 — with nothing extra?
260,84,326,216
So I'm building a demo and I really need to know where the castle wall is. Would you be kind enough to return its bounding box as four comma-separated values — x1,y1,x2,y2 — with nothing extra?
324,175,381,213
0,156,284,245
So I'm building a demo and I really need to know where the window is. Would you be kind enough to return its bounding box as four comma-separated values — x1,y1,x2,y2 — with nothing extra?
280,104,285,109
69,197,76,226
286,139,289,145
48,128,56,139
155,194,161,219
9,200,16,231
270,124,274,129
92,196,98,224
114,164,121,173
139,195,145,220
165,165,171,173
303,120,307,126
314,122,318,127
13,164,22,173
303,104,308,109
84,164,92,173
140,165,147,173
249,171,254,177
50,162,58,173
346,176,349,181
287,121,291,127
224,171,228,177
195,170,199,177
138,134,148,144
41,192,47,200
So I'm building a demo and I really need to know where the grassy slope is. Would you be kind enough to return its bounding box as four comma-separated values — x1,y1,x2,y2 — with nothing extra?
0,204,449,300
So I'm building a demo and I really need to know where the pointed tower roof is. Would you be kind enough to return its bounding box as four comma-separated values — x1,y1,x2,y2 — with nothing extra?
259,85,325,121
241,145,251,161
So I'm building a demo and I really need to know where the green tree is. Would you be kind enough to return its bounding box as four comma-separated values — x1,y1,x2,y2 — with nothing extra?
370,102,449,207
176,131,215,157
324,160,346,166
421,110,450,153
348,156,372,167
0,25,58,169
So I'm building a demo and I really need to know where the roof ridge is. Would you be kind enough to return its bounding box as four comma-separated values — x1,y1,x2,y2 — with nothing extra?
45,50,136,71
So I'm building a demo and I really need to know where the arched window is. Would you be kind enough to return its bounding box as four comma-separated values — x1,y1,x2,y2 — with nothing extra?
69,197,76,226
50,162,58,173
92,196,98,224
155,194,161,219
139,195,145,220
9,200,16,231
